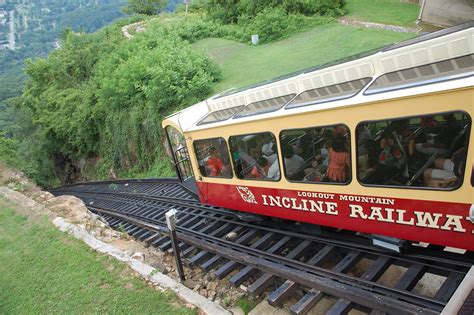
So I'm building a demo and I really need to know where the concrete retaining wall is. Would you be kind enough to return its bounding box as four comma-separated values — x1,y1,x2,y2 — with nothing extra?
420,0,474,26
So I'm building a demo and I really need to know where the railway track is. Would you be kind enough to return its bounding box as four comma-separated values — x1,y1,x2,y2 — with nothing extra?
51,179,473,315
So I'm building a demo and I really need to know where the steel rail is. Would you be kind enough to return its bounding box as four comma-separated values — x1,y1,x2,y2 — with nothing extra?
52,180,472,314
66,189,473,271
89,205,442,315
87,201,462,311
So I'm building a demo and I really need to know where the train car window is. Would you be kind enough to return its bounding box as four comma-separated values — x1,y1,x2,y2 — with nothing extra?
280,124,351,184
229,132,281,181
234,94,295,119
357,111,471,190
365,54,473,95
286,78,372,109
193,138,233,178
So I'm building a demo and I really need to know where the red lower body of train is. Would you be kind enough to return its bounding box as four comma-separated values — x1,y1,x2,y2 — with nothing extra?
196,182,474,251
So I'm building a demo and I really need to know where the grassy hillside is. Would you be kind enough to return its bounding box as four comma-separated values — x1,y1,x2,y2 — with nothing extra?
193,23,415,95
345,0,420,27
0,204,196,314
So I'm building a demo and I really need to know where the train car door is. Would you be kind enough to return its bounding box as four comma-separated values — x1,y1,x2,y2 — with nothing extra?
164,126,198,195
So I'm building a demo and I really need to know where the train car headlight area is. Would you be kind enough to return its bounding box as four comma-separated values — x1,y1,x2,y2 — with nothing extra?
162,21,474,251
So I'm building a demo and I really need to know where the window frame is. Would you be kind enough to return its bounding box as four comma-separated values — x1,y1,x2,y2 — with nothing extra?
356,110,471,191
228,131,282,182
193,137,233,179
279,123,353,186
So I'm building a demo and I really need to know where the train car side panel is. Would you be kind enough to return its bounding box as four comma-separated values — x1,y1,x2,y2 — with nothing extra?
197,182,474,250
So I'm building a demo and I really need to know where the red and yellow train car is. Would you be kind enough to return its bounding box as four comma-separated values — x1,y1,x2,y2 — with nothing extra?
163,22,474,251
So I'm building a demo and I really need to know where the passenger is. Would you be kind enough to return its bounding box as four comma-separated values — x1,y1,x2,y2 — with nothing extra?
261,139,279,180
206,147,224,176
364,120,414,184
335,125,348,137
416,114,460,157
262,142,277,164
266,157,280,180
420,116,437,129
327,134,351,182
423,147,466,188
250,157,269,179
291,138,304,156
323,128,335,148
283,145,305,178
357,124,372,177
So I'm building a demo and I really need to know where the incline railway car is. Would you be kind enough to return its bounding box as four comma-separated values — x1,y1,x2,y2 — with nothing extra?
162,22,474,252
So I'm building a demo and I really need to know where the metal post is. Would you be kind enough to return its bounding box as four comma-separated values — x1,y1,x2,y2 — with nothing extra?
184,0,190,14
166,209,185,282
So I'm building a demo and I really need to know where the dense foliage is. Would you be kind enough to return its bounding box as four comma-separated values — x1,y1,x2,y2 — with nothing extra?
2,1,342,186
12,18,221,186
124,0,167,15
201,0,346,24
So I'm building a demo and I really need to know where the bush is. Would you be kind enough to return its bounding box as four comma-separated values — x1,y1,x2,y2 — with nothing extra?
17,18,221,185
14,10,336,185
238,7,334,43
204,0,346,24
283,0,347,16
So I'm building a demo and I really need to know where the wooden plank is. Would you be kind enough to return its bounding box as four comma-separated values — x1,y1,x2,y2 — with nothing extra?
268,280,298,306
187,250,213,267
290,289,323,315
214,232,275,279
144,232,161,243
200,228,255,272
230,236,291,286
248,240,312,296
267,244,335,306
395,264,426,290
200,255,224,272
289,250,363,315
326,256,392,315
434,272,465,303
247,273,275,296
181,221,224,256
326,299,352,315
187,223,234,267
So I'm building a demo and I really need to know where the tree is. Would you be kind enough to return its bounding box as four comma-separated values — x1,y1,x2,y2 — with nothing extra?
125,0,168,15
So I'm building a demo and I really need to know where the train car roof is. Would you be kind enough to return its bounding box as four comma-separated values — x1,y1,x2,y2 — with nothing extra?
162,21,474,133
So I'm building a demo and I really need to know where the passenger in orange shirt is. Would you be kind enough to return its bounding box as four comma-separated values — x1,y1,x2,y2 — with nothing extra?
327,134,350,182
206,147,224,176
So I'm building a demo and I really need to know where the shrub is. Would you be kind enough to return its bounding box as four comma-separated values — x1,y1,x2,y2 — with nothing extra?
204,0,346,24
239,7,334,43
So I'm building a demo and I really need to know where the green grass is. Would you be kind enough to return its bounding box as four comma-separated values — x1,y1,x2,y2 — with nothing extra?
192,23,415,94
345,0,420,27
236,296,258,315
0,203,196,315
